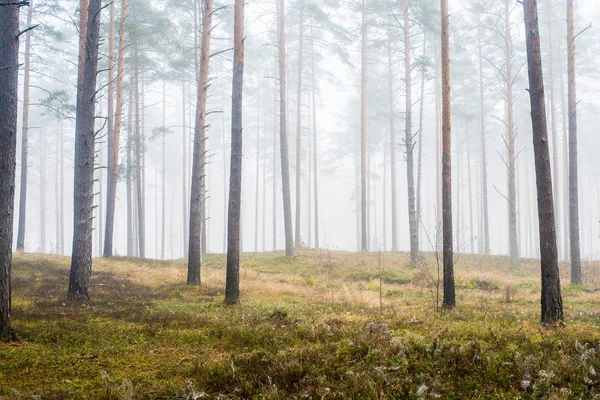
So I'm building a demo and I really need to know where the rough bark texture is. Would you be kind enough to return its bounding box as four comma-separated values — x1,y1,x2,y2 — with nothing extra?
505,0,519,267
294,9,303,248
277,0,294,257
104,0,127,257
68,0,102,301
404,0,418,263
387,35,397,252
477,19,490,255
522,0,564,324
441,0,455,309
360,0,368,251
188,0,212,285
0,0,19,341
225,0,244,304
16,0,32,252
566,0,581,285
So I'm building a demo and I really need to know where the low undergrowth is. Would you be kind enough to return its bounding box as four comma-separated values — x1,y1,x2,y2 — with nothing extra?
1,252,600,399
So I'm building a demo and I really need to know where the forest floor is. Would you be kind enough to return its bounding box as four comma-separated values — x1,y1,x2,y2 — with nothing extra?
2,251,600,399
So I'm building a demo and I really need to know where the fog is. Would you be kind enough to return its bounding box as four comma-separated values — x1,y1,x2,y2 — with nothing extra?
12,0,600,262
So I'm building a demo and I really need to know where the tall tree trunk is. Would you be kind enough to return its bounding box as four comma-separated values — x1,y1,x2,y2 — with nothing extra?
546,18,562,261
467,124,474,254
404,0,418,262
277,0,294,257
272,88,278,251
225,0,245,304
134,44,145,258
416,31,427,249
262,119,267,252
16,0,33,252
188,0,212,284
441,0,455,309
126,86,134,257
477,19,490,254
387,34,398,253
68,0,102,301
255,73,261,253
182,83,188,257
60,122,64,254
161,81,166,259
566,0,581,284
522,0,564,324
222,95,228,253
0,0,20,341
104,0,127,257
360,0,368,251
295,9,304,248
505,0,519,266
40,132,46,253
435,41,442,252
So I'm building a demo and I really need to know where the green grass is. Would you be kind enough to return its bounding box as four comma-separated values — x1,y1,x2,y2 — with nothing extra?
1,251,600,399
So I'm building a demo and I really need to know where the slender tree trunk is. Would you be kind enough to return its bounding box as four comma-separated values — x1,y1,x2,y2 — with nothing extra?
546,19,562,261
55,130,60,253
441,0,455,309
188,0,212,284
0,0,20,341
295,9,304,248
134,43,145,258
416,31,427,249
59,122,64,254
16,0,33,252
310,29,319,249
272,88,278,251
277,0,294,257
360,0,368,251
387,35,398,253
104,0,127,257
523,0,564,324
225,0,245,304
222,95,228,253
161,82,166,260
126,86,134,257
477,19,490,254
456,125,460,247
505,0,519,266
40,132,46,253
68,0,102,301
262,120,267,252
404,0,418,262
435,42,442,252
566,0,581,284
467,124,474,254
182,83,188,257
255,72,261,253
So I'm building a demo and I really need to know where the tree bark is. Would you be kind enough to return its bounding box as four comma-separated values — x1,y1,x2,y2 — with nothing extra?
416,31,426,250
16,0,32,252
311,28,319,249
0,0,20,341
360,0,368,251
477,18,490,254
295,9,304,249
134,43,145,258
466,124,474,254
505,0,519,266
522,0,564,324
566,0,581,284
68,0,102,301
189,0,212,284
277,0,294,257
387,34,397,252
126,85,134,257
104,0,127,257
225,0,245,304
441,0,455,309
404,0,418,263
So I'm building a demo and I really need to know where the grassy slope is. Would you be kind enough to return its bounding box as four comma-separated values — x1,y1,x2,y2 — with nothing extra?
1,251,600,399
